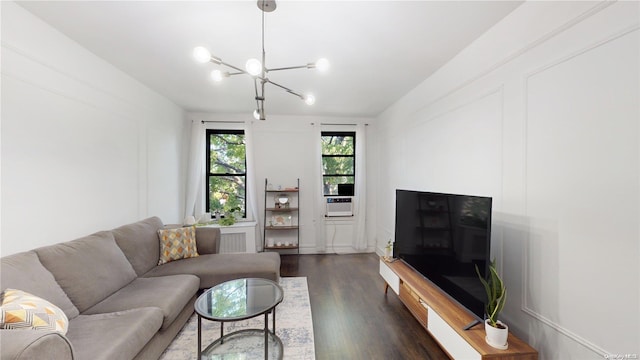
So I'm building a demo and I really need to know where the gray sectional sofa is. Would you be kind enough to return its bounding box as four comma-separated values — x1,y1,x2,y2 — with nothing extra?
0,216,281,360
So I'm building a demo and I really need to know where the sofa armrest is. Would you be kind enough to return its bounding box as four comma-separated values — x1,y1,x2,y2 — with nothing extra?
0,330,74,360
196,227,221,254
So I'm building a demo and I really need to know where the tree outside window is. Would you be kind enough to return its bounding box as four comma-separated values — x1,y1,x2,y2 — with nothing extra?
321,131,355,196
206,129,246,217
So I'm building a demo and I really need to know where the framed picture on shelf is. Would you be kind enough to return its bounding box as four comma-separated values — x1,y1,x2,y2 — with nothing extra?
271,214,292,226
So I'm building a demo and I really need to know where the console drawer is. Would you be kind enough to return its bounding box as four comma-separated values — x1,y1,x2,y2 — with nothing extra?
399,280,427,328
379,260,400,295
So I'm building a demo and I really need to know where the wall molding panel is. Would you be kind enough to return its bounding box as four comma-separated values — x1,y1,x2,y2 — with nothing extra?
1,3,186,255
522,27,639,357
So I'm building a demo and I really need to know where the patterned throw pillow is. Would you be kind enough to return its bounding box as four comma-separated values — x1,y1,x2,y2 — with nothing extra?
157,226,199,265
0,288,69,334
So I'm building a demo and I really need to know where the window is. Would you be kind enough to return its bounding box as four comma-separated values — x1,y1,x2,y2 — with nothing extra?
321,131,355,196
206,129,246,217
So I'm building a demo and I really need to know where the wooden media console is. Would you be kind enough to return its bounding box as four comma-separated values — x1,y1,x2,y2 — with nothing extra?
380,259,538,360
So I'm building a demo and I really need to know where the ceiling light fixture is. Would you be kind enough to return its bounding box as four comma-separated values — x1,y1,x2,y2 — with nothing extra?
193,0,329,120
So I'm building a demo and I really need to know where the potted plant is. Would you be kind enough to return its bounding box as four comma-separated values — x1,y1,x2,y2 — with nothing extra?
218,206,241,226
475,259,508,349
384,240,393,261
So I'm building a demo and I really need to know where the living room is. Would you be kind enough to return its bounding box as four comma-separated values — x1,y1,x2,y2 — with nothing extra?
2,1,638,359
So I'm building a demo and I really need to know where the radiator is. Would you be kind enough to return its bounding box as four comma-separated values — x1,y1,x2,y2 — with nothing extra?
220,233,247,253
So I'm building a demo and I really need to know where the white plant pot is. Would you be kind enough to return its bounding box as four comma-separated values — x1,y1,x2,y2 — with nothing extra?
485,319,509,350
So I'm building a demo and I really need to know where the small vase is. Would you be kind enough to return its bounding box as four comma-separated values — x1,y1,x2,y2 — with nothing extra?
485,319,508,350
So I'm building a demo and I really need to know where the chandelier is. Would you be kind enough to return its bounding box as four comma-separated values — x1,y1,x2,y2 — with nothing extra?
192,0,329,120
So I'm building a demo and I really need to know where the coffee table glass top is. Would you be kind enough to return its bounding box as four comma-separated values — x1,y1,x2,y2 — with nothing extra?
195,278,284,321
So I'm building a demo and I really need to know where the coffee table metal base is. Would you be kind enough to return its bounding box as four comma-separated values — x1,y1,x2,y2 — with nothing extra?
200,329,283,360
195,278,284,360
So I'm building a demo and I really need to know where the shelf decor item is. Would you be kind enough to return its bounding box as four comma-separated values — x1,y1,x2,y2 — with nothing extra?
274,194,289,209
271,215,291,227
476,259,508,349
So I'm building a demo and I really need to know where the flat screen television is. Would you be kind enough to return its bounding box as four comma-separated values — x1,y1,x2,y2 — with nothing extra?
393,189,492,323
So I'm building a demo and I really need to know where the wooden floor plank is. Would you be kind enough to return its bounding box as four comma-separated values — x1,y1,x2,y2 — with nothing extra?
280,253,450,360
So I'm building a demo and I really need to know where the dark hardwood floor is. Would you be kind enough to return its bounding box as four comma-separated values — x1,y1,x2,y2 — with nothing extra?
280,253,449,360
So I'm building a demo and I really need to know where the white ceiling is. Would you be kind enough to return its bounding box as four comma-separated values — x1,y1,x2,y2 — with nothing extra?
17,1,522,118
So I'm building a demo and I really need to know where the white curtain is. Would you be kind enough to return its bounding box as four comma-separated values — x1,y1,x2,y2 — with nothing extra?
244,120,262,251
353,124,367,250
313,123,327,252
184,120,205,220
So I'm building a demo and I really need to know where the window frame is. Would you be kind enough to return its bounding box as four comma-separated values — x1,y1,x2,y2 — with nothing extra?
205,129,247,218
321,131,356,196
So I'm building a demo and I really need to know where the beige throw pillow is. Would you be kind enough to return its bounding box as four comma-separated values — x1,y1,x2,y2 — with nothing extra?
0,288,69,334
157,226,199,265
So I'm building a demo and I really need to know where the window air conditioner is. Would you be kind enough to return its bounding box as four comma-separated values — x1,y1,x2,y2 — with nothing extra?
326,196,353,217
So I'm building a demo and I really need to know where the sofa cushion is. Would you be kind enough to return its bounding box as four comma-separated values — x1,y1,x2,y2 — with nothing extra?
0,329,74,360
1,289,69,334
0,251,79,319
112,217,164,276
66,307,163,360
143,252,281,289
83,275,199,330
157,226,199,265
35,231,137,313
194,227,220,254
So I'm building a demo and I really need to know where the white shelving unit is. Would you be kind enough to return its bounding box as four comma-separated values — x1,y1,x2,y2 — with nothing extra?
263,178,299,254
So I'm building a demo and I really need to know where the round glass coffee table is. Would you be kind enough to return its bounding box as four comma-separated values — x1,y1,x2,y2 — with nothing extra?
195,278,284,360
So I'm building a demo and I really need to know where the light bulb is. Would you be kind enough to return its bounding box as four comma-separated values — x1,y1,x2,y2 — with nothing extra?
210,70,224,82
315,58,330,72
245,58,262,76
193,46,211,63
304,94,316,105
253,109,260,120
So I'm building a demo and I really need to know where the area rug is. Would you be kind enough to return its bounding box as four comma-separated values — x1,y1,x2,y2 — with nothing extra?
159,277,315,360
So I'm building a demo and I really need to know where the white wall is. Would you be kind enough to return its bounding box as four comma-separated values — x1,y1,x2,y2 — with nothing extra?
376,1,638,359
1,2,187,256
187,113,376,254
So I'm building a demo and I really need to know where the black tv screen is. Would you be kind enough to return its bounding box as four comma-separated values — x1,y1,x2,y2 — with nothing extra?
393,189,492,321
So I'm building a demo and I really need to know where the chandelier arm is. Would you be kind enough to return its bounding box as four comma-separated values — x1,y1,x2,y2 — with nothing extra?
265,79,304,100
215,60,250,76
266,64,314,72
